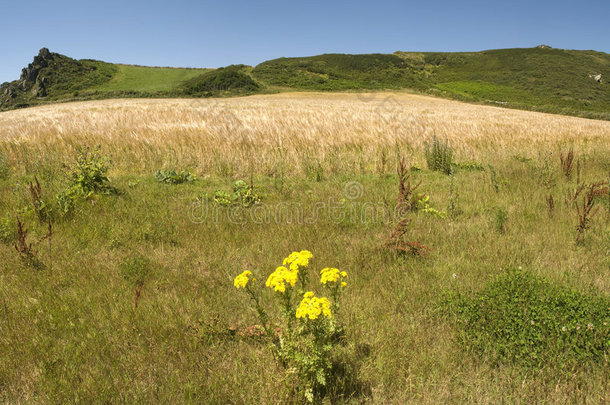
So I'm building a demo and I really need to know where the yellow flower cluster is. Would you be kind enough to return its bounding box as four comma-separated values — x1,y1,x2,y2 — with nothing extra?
283,250,313,271
265,266,298,293
295,292,332,320
320,267,347,287
234,270,254,289
265,251,312,293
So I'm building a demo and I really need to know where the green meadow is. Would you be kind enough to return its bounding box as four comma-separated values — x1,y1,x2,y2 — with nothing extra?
0,94,608,402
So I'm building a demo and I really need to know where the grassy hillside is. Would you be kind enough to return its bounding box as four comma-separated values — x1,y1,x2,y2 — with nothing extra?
0,51,118,109
254,47,610,119
251,53,427,90
181,65,260,96
418,47,610,118
38,57,117,95
93,64,209,92
0,95,609,403
1,46,609,120
0,49,258,111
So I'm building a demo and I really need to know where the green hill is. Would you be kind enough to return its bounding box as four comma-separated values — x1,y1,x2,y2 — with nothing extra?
1,46,609,120
181,65,260,96
409,47,610,118
251,53,427,90
0,49,252,110
92,64,208,92
253,47,610,119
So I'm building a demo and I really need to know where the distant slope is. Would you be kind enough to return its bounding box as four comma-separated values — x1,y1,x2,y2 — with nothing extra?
0,49,118,109
180,65,260,96
1,46,609,120
0,49,259,111
92,64,208,92
411,47,610,118
251,53,427,90
254,47,610,119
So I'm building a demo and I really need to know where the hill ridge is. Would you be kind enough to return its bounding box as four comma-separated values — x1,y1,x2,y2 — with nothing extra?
1,46,609,120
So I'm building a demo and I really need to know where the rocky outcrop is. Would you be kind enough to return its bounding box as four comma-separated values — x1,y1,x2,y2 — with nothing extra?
1,48,55,108
0,83,17,107
33,77,47,97
18,48,54,93
3,86,17,98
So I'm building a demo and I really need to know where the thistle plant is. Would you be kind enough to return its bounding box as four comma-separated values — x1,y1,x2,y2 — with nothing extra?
233,250,349,403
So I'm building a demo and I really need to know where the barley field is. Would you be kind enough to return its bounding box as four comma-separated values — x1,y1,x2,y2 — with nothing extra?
1,92,609,174
0,93,609,404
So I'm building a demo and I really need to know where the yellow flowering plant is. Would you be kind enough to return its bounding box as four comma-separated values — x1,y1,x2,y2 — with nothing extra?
320,267,348,314
233,250,349,403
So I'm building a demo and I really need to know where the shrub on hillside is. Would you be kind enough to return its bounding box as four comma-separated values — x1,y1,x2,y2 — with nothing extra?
182,66,259,95
446,269,610,368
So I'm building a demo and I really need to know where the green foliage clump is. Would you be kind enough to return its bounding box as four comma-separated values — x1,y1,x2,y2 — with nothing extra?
212,190,233,207
56,146,118,215
487,164,502,193
413,193,447,219
446,269,610,368
493,206,508,233
120,255,151,286
182,66,259,95
232,180,260,208
208,180,261,208
155,170,196,184
0,213,14,243
452,161,485,172
424,136,454,174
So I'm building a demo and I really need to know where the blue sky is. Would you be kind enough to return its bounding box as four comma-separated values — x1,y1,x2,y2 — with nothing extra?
1,0,609,83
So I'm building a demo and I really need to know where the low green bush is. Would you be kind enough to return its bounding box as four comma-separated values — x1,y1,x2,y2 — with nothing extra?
232,180,260,208
182,66,259,95
155,170,196,184
56,146,118,215
205,180,261,208
446,269,610,368
424,136,454,175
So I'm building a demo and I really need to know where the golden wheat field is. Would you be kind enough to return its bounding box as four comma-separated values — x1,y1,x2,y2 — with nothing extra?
1,92,609,174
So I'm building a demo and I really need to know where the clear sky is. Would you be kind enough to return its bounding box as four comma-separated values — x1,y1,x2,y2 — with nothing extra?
1,0,609,83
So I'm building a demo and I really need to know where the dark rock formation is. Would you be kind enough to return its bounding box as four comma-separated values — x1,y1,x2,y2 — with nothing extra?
38,47,52,60
33,77,47,97
19,48,54,92
0,84,16,107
